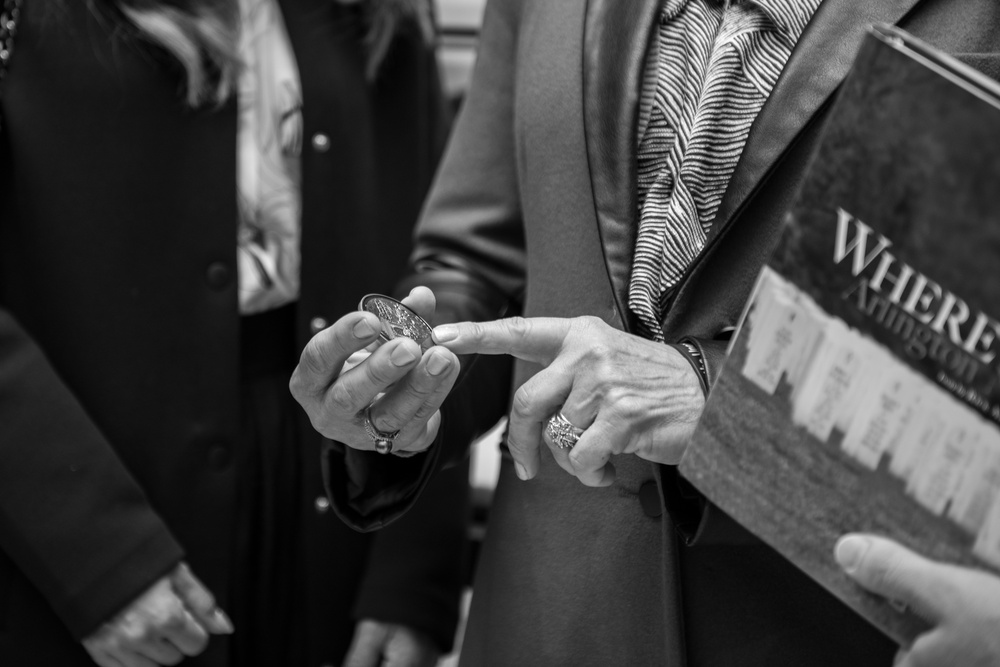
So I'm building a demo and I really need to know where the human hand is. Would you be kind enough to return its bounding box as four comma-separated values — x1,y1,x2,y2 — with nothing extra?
431,316,705,486
82,562,233,667
342,619,439,667
289,287,462,455
835,534,1000,667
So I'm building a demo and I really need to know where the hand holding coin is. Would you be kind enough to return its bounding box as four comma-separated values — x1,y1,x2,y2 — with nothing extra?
289,286,461,456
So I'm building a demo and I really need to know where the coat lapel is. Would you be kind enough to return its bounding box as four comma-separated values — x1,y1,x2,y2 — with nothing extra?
706,0,926,246
583,0,928,332
582,0,662,334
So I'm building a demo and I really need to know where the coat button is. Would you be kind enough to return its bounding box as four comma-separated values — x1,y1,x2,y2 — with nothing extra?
311,133,331,153
206,262,232,290
310,317,328,334
207,443,232,471
314,496,330,514
639,480,662,518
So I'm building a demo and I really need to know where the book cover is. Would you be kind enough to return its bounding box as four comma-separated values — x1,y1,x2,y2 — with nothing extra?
678,24,1000,643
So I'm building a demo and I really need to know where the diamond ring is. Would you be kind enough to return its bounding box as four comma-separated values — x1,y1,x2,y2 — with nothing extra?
545,411,585,451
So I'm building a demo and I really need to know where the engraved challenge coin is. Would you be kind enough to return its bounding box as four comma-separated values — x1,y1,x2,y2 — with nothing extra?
358,294,434,352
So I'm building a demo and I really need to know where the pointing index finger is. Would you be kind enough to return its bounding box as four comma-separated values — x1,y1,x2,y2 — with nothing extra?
431,317,570,364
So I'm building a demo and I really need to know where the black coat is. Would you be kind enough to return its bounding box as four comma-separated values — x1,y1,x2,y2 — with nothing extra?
0,0,466,664
325,0,1000,665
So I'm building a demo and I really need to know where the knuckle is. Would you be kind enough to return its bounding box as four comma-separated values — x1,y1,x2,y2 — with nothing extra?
567,449,587,469
374,404,406,432
405,375,437,401
586,340,614,363
288,367,309,400
411,384,447,418
363,356,395,387
506,436,527,456
576,315,605,331
502,317,532,344
122,624,149,645
410,402,436,425
299,338,331,378
161,611,186,631
510,386,537,420
327,380,357,415
463,320,486,340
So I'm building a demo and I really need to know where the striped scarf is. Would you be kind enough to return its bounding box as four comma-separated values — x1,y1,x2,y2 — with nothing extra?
629,0,821,341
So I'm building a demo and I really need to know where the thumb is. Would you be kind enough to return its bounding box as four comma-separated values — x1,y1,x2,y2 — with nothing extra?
171,563,234,634
343,620,389,667
834,534,947,623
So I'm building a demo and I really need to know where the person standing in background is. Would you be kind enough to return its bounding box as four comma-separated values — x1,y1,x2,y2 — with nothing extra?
0,0,467,666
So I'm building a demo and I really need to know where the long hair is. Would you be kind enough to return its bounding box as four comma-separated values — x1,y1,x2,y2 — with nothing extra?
112,0,433,107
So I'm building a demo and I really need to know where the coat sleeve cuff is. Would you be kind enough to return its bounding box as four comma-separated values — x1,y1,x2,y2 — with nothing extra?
322,436,444,533
61,530,185,640
663,337,760,546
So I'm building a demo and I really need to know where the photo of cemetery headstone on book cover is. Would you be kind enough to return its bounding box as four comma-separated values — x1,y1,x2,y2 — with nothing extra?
678,24,1000,644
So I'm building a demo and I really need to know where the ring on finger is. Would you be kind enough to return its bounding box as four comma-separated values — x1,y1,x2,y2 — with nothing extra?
363,403,400,455
545,411,585,451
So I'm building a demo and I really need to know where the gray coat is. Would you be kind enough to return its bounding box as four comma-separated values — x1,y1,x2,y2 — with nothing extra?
327,0,1000,665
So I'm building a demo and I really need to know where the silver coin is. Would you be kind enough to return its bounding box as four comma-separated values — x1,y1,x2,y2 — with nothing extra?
358,294,434,352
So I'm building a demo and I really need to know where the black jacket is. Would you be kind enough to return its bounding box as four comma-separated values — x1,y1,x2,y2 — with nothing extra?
0,0,466,664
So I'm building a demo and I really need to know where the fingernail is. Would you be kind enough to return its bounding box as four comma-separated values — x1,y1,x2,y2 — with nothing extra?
426,351,452,376
835,536,869,574
390,344,419,367
213,608,234,634
354,318,376,339
433,325,458,344
514,462,528,480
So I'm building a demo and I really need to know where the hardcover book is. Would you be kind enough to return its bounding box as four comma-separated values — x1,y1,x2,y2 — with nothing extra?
678,25,1000,643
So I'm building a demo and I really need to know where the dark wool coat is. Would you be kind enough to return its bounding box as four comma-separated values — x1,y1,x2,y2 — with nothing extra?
0,0,467,665
326,0,1000,665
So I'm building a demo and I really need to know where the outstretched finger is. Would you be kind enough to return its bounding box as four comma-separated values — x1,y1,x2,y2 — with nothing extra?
834,534,950,624
431,317,570,364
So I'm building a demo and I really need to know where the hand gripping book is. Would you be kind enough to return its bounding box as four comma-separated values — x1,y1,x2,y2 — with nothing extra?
678,24,1000,643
